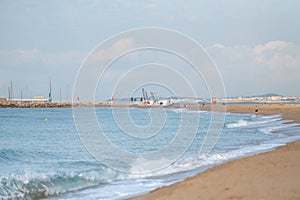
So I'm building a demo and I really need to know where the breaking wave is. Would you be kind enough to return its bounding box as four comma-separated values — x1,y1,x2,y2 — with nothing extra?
0,167,124,200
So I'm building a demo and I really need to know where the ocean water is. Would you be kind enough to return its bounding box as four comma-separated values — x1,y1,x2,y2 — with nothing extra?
0,107,300,200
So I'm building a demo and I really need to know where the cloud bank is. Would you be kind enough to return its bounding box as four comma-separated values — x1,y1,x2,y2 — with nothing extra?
208,40,300,96
0,40,299,99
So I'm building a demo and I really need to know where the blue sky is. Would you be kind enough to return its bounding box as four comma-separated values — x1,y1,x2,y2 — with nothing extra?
1,0,300,100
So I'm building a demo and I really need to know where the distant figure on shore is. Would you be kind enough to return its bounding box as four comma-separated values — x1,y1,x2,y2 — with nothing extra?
255,105,258,113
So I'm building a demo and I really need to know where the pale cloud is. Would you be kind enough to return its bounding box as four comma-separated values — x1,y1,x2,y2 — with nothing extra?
15,48,40,59
211,43,225,49
253,40,291,55
1,39,299,99
0,48,40,67
87,37,136,63
0,49,86,69
209,40,300,72
1,0,300,99
208,41,300,96
253,41,300,72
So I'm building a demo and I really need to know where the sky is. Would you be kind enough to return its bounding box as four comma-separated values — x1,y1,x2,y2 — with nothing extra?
0,0,300,101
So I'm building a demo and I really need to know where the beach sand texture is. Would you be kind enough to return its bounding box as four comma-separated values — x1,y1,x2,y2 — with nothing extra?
133,104,300,200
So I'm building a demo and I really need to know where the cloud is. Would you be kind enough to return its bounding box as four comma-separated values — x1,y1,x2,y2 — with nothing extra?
253,41,291,54
208,40,300,96
0,48,39,68
15,48,40,59
0,49,86,69
211,43,225,49
1,40,299,99
253,41,300,72
87,37,136,63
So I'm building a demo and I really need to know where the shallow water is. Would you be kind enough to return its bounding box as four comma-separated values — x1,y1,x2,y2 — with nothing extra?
0,107,299,199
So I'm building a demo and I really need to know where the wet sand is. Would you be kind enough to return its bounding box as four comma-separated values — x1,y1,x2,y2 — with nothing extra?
132,104,300,200
225,104,300,123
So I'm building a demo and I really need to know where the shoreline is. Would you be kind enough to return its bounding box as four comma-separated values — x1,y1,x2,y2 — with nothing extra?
132,104,300,200
0,101,299,109
2,103,299,199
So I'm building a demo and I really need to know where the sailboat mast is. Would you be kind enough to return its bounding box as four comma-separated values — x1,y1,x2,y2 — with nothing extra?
8,86,10,100
59,87,61,104
49,77,52,102
21,89,23,104
10,80,13,99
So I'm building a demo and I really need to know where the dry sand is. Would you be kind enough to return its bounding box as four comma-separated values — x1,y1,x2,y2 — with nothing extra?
132,104,300,200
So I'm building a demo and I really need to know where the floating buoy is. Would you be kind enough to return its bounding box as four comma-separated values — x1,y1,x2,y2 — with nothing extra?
44,118,48,121
72,114,75,119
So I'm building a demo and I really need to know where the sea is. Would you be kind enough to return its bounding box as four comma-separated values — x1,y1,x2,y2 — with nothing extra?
0,107,300,200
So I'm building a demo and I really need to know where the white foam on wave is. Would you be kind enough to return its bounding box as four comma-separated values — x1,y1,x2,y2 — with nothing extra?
168,108,209,114
49,111,300,200
173,136,297,172
259,123,300,135
226,117,281,129
49,178,168,200
226,119,249,128
0,167,127,200
261,114,282,119
51,134,300,200
169,108,187,113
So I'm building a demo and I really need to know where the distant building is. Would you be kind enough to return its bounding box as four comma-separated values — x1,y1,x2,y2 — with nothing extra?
8,96,51,104
267,96,282,101
0,98,8,104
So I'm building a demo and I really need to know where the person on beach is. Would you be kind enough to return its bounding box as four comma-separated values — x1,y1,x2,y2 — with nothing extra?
255,105,258,113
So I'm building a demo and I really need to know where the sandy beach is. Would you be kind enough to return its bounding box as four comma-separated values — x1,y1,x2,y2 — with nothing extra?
132,104,300,200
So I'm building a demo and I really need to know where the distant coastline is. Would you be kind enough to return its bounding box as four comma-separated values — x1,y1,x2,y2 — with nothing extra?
1,93,300,108
0,102,178,109
1,101,300,109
